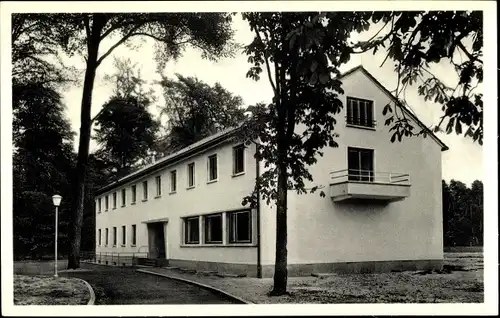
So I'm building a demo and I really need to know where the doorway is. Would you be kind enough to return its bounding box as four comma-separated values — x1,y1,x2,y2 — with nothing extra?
147,222,166,259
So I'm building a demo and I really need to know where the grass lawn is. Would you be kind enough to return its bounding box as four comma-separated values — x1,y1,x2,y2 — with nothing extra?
143,252,483,304
14,275,90,305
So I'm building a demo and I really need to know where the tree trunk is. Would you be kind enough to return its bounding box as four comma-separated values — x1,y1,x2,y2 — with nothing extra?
67,26,101,269
270,154,289,295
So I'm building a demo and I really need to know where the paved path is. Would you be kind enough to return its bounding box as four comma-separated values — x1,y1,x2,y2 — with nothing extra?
59,263,237,304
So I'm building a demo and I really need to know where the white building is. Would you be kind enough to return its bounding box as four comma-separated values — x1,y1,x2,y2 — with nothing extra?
93,65,448,277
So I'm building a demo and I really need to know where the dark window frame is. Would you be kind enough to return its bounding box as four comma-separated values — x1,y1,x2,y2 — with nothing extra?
155,175,162,196
121,225,126,245
121,188,126,207
228,210,252,244
204,213,223,244
170,170,177,193
187,163,196,188
112,227,117,246
184,216,200,244
131,185,137,203
233,145,245,175
112,192,117,209
207,154,218,181
346,97,375,128
347,147,374,182
142,180,148,200
131,224,137,246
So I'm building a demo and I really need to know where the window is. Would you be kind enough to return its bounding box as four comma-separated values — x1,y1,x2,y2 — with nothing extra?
228,210,252,243
187,163,195,188
207,154,218,181
204,214,223,244
131,224,137,246
122,226,126,246
348,147,374,182
184,217,200,244
131,185,137,204
155,176,162,197
97,198,102,213
170,170,177,193
112,192,117,209
98,229,101,246
121,189,126,206
233,145,245,175
142,181,148,200
105,196,109,211
346,97,375,128
105,228,109,246
113,227,117,246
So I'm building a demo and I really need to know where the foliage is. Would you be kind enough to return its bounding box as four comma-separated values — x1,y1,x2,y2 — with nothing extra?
12,83,75,259
352,11,483,145
442,179,483,247
240,12,370,295
93,58,160,178
157,74,246,155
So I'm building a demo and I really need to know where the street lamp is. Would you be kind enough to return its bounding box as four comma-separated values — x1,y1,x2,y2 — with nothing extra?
52,194,62,277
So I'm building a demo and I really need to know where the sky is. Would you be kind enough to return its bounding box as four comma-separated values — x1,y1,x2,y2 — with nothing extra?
58,14,483,186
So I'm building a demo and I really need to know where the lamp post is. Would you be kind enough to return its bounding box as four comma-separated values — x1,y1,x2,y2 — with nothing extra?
52,195,62,277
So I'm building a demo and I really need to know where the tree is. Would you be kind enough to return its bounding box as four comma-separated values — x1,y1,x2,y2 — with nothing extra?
13,83,75,259
442,179,483,247
93,58,159,178
157,74,246,155
240,12,370,295
12,13,236,268
352,11,483,145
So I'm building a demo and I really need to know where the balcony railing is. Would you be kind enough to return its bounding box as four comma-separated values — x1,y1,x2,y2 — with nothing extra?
330,169,411,185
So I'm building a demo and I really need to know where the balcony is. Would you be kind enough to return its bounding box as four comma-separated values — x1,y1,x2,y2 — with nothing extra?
329,169,411,202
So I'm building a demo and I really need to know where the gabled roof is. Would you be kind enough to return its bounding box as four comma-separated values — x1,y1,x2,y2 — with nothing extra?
338,65,449,151
96,65,448,195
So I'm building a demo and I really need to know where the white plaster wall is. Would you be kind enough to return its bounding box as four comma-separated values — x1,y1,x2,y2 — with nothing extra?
260,69,444,266
95,141,258,264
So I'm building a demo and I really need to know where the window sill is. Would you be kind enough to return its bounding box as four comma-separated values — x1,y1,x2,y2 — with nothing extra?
131,244,136,248
186,186,195,190
131,202,136,205
346,123,376,131
112,245,116,248
121,245,126,247
232,172,245,178
142,199,148,202
207,179,218,184
121,205,126,208
105,210,109,212
112,208,116,210
169,191,177,195
154,195,161,199
180,243,256,248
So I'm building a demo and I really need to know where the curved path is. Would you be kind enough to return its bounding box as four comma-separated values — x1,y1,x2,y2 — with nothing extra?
59,263,237,304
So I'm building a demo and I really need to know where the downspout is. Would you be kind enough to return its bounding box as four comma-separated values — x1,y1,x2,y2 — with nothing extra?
255,144,262,278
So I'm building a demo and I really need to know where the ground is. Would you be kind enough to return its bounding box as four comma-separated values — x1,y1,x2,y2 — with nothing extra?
14,275,90,305
140,252,484,304
59,264,237,304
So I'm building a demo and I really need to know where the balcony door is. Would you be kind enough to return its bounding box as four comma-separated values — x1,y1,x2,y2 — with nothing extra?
348,147,374,182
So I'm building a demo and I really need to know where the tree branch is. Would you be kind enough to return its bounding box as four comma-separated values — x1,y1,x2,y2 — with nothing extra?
95,26,141,67
253,27,277,95
456,41,483,64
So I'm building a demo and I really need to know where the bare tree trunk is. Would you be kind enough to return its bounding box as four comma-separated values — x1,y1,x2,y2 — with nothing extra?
67,17,102,269
270,161,288,295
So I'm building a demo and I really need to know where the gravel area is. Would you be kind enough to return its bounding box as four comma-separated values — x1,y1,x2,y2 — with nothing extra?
142,252,483,304
14,275,90,305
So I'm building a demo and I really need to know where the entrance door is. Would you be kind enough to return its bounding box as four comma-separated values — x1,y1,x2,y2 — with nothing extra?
148,222,166,259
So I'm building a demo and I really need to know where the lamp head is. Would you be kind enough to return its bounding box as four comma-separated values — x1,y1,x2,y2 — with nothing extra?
52,195,62,207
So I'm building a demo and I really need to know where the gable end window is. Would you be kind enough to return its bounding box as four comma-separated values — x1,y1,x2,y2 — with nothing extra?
346,97,375,128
